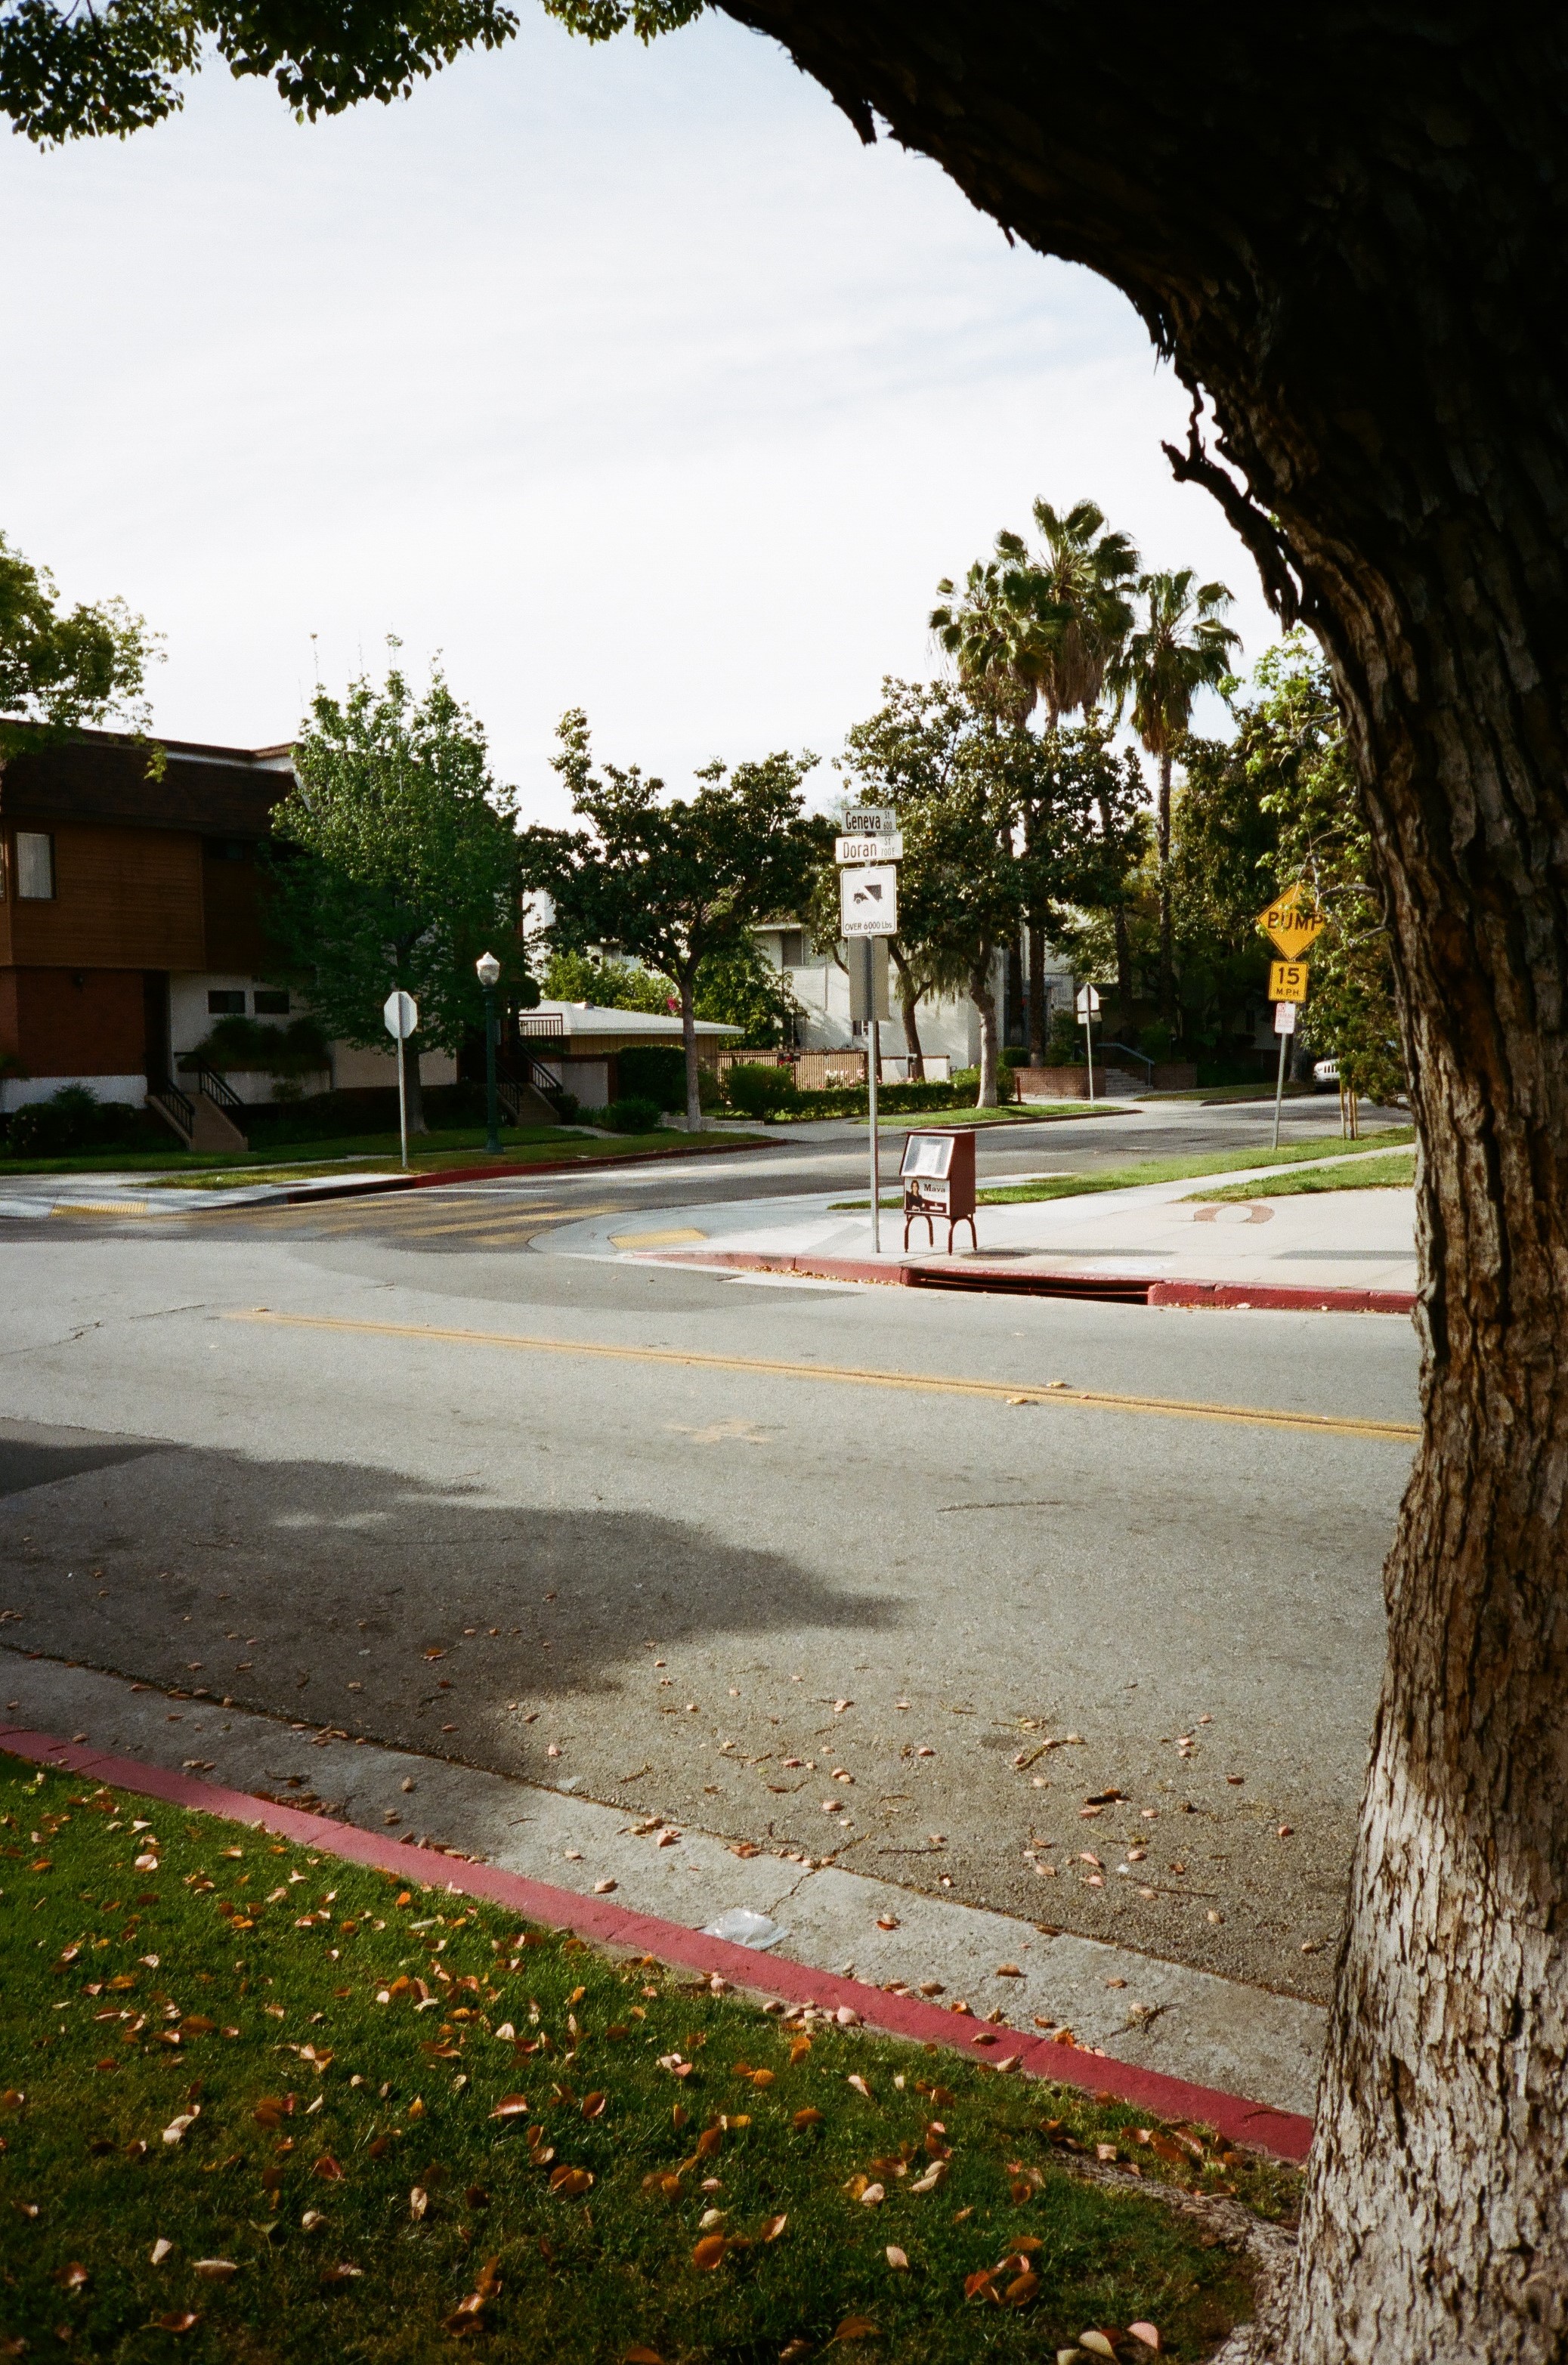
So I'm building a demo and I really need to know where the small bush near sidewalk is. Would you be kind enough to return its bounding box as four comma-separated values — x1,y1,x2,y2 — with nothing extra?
0,1757,1295,2362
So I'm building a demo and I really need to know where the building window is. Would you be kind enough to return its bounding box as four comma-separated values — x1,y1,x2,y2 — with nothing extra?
778,929,805,969
15,832,54,899
207,989,246,1016
252,989,290,1016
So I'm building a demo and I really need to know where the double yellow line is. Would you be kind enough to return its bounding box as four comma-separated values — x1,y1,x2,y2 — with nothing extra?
227,1310,1418,1442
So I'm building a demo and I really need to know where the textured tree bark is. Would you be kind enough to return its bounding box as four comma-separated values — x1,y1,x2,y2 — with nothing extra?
715,8,1568,2353
890,944,925,1077
968,948,999,1105
1096,790,1136,1031
1025,920,1046,1059
679,966,701,1130
1155,750,1175,1028
399,1032,427,1136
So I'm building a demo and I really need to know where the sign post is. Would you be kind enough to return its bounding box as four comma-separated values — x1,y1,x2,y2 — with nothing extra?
839,821,900,1254
1271,999,1297,1148
383,988,418,1170
1075,984,1101,1101
1257,885,1323,1151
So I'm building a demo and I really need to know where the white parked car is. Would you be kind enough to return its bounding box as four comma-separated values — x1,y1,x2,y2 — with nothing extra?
1313,1057,1340,1090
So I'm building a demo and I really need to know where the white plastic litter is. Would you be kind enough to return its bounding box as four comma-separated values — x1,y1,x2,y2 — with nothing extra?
700,1908,786,1950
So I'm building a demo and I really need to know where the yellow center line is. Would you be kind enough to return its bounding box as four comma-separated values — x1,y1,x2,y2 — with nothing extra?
224,1309,1419,1441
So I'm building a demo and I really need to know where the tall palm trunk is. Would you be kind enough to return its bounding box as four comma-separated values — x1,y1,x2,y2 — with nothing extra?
1155,747,1176,1026
1097,790,1134,1031
968,947,999,1107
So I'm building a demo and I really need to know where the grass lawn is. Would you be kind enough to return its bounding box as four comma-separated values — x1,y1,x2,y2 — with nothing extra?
1184,1148,1415,1202
975,1130,1415,1207
0,1755,1292,2362
0,1129,759,1189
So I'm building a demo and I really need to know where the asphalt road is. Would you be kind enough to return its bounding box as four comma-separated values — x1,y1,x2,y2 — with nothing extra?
0,1096,1416,2006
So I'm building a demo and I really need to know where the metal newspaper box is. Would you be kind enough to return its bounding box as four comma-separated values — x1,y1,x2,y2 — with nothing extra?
900,1127,977,1254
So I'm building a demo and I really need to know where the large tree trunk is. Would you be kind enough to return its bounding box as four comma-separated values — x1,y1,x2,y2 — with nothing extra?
400,1034,428,1136
679,966,700,1130
1025,921,1046,1060
1155,749,1176,1028
890,945,924,1078
713,11,1568,2355
968,948,999,1107
1097,790,1135,1031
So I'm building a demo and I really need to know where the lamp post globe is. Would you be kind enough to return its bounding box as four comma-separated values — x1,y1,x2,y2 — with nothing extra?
475,951,503,1152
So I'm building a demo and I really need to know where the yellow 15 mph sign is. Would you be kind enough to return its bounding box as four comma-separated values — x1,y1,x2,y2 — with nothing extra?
1260,884,1324,1005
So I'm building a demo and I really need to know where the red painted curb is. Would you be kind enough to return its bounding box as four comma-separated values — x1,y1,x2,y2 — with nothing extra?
2,1724,1313,2163
1149,1280,1415,1315
654,1247,1414,1315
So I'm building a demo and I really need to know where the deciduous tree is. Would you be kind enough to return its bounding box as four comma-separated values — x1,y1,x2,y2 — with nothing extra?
525,711,819,1126
0,530,159,760
267,659,523,1133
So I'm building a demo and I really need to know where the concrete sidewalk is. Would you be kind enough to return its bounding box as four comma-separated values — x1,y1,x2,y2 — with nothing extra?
543,1146,1416,1302
1,1649,1325,2120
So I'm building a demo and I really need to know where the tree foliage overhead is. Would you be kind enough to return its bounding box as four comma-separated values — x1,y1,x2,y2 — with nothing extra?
0,530,159,758
0,0,700,143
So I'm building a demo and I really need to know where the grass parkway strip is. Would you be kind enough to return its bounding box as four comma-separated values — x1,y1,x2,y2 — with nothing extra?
0,1738,1302,2361
226,1310,1421,1444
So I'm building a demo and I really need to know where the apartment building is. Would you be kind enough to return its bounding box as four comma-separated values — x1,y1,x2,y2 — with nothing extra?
0,728,453,1117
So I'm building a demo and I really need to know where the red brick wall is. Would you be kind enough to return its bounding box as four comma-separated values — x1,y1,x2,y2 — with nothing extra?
6,969,146,1078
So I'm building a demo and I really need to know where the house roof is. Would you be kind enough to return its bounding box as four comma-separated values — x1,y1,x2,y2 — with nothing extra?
523,1000,741,1040
0,725,295,837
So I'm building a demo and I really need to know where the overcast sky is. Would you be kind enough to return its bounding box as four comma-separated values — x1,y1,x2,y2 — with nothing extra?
4,8,1272,824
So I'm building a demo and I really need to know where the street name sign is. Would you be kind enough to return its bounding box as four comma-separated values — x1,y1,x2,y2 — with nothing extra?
1259,883,1326,957
841,865,898,936
843,805,896,838
835,831,904,865
1268,958,1311,1003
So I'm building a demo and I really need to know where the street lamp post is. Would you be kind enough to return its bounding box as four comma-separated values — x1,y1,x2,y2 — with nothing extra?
476,951,503,1153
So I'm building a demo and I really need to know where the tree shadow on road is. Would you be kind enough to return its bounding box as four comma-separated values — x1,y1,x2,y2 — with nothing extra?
0,1417,903,1782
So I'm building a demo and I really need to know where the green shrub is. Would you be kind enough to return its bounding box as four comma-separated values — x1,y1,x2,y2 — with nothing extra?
724,1062,798,1117
5,1086,150,1158
616,1044,686,1110
604,1096,662,1133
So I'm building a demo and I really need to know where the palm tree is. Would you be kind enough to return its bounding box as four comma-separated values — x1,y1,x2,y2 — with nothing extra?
929,558,1036,731
1109,570,1240,1025
997,497,1140,726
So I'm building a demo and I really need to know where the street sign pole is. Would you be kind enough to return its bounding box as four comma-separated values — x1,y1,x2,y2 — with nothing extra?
840,837,898,1257
1075,984,1101,1102
383,989,419,1172
1271,1001,1297,1148
868,990,881,1258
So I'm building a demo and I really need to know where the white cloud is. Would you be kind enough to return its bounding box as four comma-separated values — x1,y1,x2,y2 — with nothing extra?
2,10,1273,818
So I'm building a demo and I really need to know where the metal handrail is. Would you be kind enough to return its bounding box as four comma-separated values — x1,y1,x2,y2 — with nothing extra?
194,1065,244,1112
1098,1040,1156,1077
150,1083,196,1133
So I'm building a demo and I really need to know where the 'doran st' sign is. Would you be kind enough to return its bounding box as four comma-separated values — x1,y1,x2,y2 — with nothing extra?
1259,883,1326,959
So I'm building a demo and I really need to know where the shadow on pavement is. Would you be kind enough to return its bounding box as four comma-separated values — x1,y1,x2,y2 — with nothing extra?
0,1414,903,1782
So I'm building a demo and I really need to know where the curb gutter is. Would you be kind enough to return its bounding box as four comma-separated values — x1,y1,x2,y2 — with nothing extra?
2,1723,1313,2163
651,1247,1415,1316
